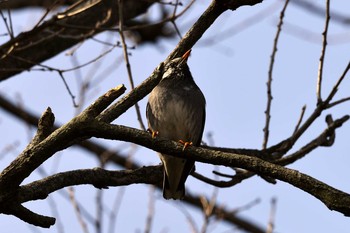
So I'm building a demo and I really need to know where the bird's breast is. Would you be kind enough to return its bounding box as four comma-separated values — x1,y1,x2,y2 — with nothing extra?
148,85,204,143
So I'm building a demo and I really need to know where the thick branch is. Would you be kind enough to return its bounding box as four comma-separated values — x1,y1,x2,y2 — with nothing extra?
0,93,266,233
18,166,163,203
1,203,55,228
0,0,77,9
86,121,350,216
0,86,125,194
0,0,154,81
166,0,263,62
14,165,266,232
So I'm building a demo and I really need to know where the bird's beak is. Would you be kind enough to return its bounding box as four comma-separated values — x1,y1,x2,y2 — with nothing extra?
178,49,191,66
182,50,191,61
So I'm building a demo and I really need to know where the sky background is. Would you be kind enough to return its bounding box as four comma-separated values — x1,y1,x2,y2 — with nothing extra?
1,0,350,232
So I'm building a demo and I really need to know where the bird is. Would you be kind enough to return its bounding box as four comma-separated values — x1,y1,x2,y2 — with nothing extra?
146,50,206,200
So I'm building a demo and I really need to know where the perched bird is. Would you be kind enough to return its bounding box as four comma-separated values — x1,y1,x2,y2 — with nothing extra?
146,50,206,200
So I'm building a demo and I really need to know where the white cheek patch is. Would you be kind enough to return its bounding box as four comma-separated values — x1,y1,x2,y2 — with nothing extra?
162,68,173,79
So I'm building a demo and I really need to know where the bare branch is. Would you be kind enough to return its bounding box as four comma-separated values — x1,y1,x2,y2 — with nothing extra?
293,105,306,135
118,0,146,130
263,0,290,149
290,0,350,25
324,61,350,104
58,71,78,107
0,85,126,195
68,187,89,233
0,0,155,81
277,115,349,166
107,187,125,233
84,121,350,216
266,198,277,233
316,0,330,104
0,92,265,232
97,63,164,123
0,0,78,9
166,0,264,62
0,10,14,39
327,96,350,108
144,187,155,233
267,61,350,156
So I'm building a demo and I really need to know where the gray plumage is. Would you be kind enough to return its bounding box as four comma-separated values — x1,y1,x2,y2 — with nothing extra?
146,50,206,200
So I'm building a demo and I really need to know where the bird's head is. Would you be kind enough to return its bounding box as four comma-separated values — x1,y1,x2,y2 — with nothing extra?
162,50,192,80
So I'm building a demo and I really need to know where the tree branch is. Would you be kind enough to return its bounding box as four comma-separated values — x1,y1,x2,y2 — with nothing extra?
0,92,266,233
0,86,125,195
0,0,155,81
17,166,163,203
0,0,78,9
85,120,350,216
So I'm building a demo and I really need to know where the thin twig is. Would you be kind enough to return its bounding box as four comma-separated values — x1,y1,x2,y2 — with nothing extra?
0,10,13,39
324,61,350,104
266,198,277,233
277,115,349,166
144,186,155,233
230,198,261,215
7,9,13,38
316,0,330,104
68,187,90,233
95,158,106,233
33,0,62,29
171,0,183,39
107,188,126,233
118,0,146,130
58,71,78,107
200,188,218,233
327,96,350,108
267,61,350,155
263,0,290,149
293,105,306,135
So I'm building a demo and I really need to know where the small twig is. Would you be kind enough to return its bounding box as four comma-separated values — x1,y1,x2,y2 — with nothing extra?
277,115,349,165
316,0,330,104
324,61,350,104
68,187,89,233
266,198,277,233
200,188,218,233
144,186,155,233
118,0,146,130
212,169,235,178
230,198,261,215
7,9,13,37
95,159,106,233
267,61,350,155
58,71,78,107
107,188,126,233
327,96,350,108
0,10,13,39
293,105,306,135
33,0,62,28
97,63,164,123
63,44,119,72
171,0,183,39
263,0,290,149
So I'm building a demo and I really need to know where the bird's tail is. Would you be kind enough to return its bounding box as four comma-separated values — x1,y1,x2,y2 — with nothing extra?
160,154,194,200
163,171,185,200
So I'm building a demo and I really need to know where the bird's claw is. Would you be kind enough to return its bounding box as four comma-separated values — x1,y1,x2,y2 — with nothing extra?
179,140,193,151
147,128,159,138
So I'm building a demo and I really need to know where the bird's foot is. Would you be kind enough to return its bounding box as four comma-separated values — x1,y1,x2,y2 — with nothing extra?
147,128,159,138
179,140,193,151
